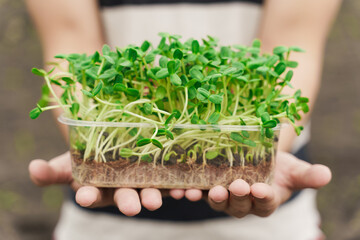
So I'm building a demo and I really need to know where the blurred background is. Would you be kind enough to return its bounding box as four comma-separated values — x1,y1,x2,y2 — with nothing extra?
0,0,359,239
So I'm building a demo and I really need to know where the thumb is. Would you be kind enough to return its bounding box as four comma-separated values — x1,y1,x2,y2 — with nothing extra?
29,152,73,186
290,163,332,190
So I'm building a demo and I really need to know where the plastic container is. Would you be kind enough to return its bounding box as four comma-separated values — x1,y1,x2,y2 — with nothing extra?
59,115,281,189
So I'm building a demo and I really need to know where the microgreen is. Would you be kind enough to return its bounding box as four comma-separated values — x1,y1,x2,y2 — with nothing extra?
30,33,309,165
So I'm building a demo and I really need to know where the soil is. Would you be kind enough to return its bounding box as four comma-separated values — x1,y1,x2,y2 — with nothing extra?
70,149,275,189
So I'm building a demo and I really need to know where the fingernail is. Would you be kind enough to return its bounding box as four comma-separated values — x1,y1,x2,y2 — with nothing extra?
231,192,247,198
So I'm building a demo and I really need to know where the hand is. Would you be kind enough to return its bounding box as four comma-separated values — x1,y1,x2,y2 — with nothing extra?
28,152,205,216
29,151,331,218
206,151,332,217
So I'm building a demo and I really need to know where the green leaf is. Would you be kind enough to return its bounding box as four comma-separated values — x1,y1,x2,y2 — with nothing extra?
172,109,181,119
173,49,183,60
70,103,80,115
155,68,169,79
127,48,137,62
170,74,182,86
297,97,309,103
241,130,250,138
208,112,220,124
120,148,133,158
256,104,267,117
198,55,209,65
136,138,152,147
158,32,170,38
247,59,266,69
222,67,238,76
243,139,256,147
196,87,210,101
205,151,218,160
165,130,174,140
155,86,167,99
189,68,204,80
266,55,280,67
102,44,111,55
286,61,298,68
165,113,176,126
239,118,246,126
92,51,101,62
273,46,288,55
62,77,75,84
50,79,62,86
300,103,309,113
113,83,127,92
126,88,139,97
143,103,152,115
141,40,150,52
104,55,115,64
159,56,169,68
295,126,304,136
54,54,67,59
252,39,261,48
209,94,223,104
261,141,273,148
81,89,93,98
151,139,163,149
260,112,270,123
188,86,197,100
263,120,277,128
128,128,138,137
29,107,42,119
265,128,274,138
191,115,199,124
158,37,166,49
294,89,302,99
256,66,269,75
285,70,293,82
274,62,286,75
92,81,103,97
31,68,46,77
167,60,176,74
254,88,263,98
99,69,117,79
230,132,244,143
118,59,132,67
192,40,200,54
145,53,155,63
220,46,232,58
289,46,306,53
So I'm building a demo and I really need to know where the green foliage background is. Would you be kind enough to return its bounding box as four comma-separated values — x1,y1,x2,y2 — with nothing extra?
0,0,359,239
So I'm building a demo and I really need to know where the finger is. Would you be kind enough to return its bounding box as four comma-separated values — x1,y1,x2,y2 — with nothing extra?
76,186,114,208
185,189,203,202
29,152,72,186
290,164,332,189
140,188,162,211
208,186,228,211
226,179,252,218
250,183,277,217
169,189,185,200
114,188,141,216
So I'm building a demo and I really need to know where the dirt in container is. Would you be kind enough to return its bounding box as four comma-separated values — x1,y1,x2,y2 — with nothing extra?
70,148,275,189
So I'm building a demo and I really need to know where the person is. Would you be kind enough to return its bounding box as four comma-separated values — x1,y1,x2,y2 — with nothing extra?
25,0,341,239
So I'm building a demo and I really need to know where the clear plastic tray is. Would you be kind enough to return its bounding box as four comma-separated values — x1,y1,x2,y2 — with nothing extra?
59,115,281,189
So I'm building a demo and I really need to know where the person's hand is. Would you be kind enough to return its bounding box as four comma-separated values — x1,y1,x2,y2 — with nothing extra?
205,151,332,217
28,152,205,216
29,151,331,217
